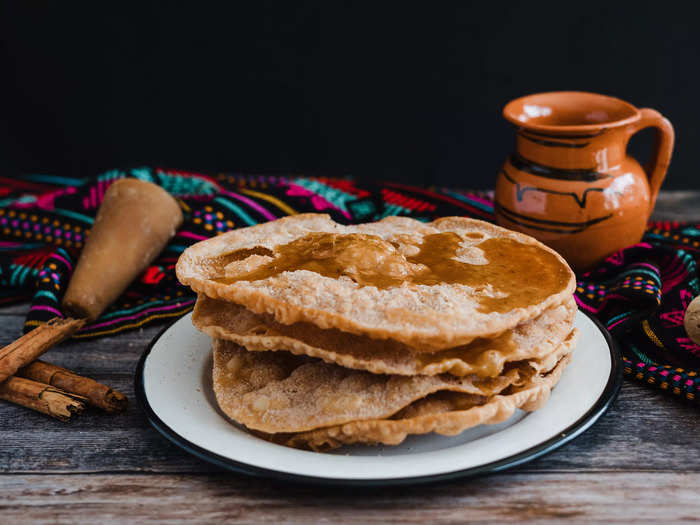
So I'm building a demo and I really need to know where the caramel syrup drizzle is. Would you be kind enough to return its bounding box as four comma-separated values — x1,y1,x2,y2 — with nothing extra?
214,232,569,313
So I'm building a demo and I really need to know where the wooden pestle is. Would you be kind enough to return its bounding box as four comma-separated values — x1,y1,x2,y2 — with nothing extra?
0,179,183,383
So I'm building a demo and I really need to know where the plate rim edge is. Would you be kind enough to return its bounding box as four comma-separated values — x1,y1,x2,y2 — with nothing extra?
134,309,623,487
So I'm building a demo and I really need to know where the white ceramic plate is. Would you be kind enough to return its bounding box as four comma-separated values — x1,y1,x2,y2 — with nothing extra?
136,310,621,486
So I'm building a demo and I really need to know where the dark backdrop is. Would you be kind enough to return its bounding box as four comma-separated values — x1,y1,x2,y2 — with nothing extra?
1,2,698,189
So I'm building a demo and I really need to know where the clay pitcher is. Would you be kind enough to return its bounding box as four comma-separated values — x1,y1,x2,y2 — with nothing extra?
495,91,674,270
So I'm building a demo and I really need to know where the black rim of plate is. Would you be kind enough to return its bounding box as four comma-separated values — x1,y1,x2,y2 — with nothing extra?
135,309,623,487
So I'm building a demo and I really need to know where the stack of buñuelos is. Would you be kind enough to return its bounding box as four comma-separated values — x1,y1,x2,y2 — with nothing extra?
176,214,578,451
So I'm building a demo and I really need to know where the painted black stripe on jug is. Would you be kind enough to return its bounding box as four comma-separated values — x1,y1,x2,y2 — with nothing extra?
509,154,611,182
518,131,590,149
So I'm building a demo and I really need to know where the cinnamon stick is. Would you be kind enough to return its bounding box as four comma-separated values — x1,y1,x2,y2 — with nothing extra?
0,376,87,422
17,360,127,413
0,317,85,383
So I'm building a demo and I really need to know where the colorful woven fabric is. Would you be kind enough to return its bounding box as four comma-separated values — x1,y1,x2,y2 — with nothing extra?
576,225,700,402
0,169,698,403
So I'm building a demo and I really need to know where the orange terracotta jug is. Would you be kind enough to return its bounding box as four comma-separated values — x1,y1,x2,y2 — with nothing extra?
495,91,674,271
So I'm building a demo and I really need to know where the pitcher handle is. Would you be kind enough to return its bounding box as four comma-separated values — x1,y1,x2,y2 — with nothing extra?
627,108,675,216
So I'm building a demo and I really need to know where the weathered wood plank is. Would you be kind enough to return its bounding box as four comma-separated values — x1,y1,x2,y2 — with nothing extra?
0,313,168,374
0,302,32,315
0,192,700,492
653,191,700,221
1,369,699,474
1,304,700,474
1,472,699,523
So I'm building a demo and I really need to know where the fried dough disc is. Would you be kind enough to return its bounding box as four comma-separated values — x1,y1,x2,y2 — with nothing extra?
211,331,577,435
281,353,571,451
178,214,576,350
213,340,518,433
195,295,576,377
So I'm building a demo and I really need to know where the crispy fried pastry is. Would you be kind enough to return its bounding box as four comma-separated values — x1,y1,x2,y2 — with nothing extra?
178,214,580,451
196,295,576,377
281,353,571,450
212,332,576,436
177,214,576,350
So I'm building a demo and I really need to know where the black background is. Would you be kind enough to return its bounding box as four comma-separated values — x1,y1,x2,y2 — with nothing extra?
2,2,698,189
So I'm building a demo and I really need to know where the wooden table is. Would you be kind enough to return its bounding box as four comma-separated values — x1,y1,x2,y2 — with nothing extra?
2,192,699,524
